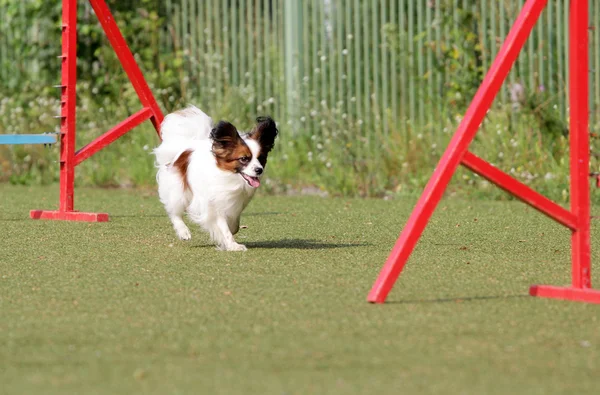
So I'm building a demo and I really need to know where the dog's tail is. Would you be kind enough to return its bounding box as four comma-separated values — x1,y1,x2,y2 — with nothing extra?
154,106,212,168
160,105,213,143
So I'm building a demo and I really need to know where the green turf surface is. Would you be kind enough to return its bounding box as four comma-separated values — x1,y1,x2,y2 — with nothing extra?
2,185,600,394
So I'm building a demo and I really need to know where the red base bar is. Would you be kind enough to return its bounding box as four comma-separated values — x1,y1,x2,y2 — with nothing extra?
530,285,600,304
30,210,109,222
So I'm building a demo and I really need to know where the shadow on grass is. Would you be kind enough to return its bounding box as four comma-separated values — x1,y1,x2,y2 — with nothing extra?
190,238,369,249
383,294,530,304
245,238,369,249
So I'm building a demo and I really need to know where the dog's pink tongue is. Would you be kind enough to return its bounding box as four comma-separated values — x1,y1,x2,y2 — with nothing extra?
249,177,260,188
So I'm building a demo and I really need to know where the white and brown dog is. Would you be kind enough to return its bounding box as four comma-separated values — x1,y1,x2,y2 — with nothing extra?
154,106,278,251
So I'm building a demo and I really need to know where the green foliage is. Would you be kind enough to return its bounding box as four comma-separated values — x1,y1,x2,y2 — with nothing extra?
435,2,484,112
0,1,584,202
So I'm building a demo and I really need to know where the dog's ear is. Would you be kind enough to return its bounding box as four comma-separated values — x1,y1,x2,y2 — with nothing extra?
248,116,278,154
211,121,243,156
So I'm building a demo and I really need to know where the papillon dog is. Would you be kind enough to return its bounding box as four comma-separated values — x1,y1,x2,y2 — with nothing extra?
153,106,278,251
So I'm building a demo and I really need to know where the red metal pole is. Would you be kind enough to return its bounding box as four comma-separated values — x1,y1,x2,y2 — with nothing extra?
74,108,153,166
30,0,163,222
527,0,600,303
461,151,577,230
88,0,164,133
568,0,591,289
367,0,548,303
58,0,77,212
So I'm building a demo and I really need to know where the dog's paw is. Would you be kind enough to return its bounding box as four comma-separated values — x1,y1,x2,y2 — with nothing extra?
176,227,192,241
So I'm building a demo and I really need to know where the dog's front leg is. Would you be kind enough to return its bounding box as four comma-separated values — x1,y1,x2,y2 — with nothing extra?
215,216,247,251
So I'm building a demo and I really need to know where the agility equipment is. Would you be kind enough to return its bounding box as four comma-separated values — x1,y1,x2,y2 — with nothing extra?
0,134,57,145
368,0,600,304
30,0,164,222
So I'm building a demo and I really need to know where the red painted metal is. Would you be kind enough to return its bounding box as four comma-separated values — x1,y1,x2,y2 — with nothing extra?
57,0,77,213
461,151,577,230
530,285,600,304
369,0,599,305
367,0,549,303
31,0,164,222
529,0,600,303
74,107,153,166
30,210,109,222
88,0,164,132
568,0,591,290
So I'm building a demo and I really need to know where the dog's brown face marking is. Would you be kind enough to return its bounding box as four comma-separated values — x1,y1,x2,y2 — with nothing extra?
173,149,193,191
247,116,278,167
211,121,252,173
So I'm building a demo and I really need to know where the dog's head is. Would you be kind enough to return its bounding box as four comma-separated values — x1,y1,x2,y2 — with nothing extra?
211,117,278,188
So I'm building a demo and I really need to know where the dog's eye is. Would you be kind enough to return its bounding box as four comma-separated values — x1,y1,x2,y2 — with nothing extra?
239,156,250,164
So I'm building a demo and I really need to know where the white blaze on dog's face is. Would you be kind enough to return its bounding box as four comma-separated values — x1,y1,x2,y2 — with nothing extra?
210,117,278,188
240,138,263,187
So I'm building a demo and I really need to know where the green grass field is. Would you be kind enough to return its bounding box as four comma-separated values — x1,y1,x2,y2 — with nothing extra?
2,185,600,394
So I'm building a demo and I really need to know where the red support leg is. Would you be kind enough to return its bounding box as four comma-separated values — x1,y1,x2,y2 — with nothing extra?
59,0,77,213
529,0,600,303
30,0,108,222
30,0,164,222
367,0,549,303
89,0,164,133
461,151,577,230
369,0,600,305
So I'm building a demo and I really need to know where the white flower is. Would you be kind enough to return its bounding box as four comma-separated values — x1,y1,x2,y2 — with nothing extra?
342,49,348,55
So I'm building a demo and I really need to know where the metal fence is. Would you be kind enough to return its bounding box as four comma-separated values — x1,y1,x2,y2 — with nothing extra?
163,0,600,129
2,1,600,130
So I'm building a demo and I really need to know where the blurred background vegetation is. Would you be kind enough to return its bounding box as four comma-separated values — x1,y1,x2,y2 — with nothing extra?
1,0,599,201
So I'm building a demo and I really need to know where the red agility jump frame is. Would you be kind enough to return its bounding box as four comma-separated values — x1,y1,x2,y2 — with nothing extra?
30,0,164,222
368,0,600,304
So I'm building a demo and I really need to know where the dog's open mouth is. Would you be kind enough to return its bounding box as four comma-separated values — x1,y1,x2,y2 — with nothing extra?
240,173,261,188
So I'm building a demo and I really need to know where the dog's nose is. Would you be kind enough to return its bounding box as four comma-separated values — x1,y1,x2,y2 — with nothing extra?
254,167,263,175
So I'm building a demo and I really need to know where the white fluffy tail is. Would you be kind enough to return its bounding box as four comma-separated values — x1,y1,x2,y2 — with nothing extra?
154,106,213,167
160,105,213,142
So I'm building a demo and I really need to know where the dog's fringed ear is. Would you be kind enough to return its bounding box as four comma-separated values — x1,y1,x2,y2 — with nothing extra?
248,116,279,154
211,121,242,156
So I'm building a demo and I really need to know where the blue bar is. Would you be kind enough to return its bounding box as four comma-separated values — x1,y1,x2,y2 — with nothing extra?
0,134,57,145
